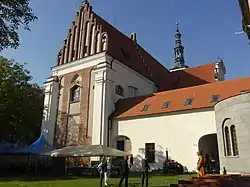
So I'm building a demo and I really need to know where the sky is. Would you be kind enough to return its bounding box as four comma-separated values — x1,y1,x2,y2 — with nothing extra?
1,0,249,85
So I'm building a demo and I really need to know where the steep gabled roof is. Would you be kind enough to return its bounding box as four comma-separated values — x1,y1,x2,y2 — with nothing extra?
56,1,172,90
113,77,250,119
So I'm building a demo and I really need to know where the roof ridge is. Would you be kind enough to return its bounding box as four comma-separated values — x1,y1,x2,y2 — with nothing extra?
155,76,250,95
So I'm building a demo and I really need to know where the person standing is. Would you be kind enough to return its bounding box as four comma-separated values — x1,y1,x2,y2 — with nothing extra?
118,156,129,187
98,158,107,187
141,156,150,187
104,157,111,186
197,152,205,177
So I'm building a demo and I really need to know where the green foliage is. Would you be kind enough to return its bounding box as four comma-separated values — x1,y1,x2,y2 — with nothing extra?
0,0,37,51
0,56,44,144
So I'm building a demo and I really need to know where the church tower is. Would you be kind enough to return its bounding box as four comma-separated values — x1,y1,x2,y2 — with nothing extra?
170,22,188,71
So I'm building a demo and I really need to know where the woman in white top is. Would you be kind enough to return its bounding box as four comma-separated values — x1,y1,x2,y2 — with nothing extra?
104,157,112,186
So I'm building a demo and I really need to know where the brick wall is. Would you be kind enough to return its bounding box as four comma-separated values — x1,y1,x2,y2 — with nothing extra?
55,66,95,148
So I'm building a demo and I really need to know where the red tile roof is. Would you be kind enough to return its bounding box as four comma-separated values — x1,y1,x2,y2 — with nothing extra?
168,63,216,89
57,2,219,91
113,77,250,119
93,12,172,90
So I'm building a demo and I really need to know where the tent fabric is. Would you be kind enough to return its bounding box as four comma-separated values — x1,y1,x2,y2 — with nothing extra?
15,135,55,154
44,145,132,157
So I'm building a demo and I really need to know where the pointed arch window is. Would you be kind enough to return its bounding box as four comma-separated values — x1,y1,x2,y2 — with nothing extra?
224,126,232,156
70,85,80,102
230,125,239,156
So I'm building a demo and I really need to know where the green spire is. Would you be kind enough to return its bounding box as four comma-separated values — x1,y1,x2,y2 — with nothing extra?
173,22,187,69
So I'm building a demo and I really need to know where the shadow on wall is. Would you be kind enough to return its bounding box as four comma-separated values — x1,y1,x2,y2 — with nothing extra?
131,145,188,172
132,146,167,171
53,110,90,166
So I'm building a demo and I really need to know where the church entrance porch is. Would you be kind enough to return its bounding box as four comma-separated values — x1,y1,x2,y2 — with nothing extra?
198,133,220,174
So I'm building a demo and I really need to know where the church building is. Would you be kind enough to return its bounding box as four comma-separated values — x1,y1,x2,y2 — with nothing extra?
41,1,250,173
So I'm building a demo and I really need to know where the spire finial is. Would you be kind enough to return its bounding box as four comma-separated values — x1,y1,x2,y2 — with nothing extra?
176,21,179,31
171,21,188,70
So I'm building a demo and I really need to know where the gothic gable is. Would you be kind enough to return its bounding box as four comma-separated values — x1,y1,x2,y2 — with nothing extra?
57,1,108,66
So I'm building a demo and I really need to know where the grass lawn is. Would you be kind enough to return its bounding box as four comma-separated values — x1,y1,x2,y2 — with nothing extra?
0,174,195,187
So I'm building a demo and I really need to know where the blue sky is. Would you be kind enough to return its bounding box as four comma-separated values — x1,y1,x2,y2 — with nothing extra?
1,0,249,85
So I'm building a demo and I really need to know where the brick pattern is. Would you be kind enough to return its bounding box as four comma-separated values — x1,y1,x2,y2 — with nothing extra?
55,66,94,148
170,174,250,187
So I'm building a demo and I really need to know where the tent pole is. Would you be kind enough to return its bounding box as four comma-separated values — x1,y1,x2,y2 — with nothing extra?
65,157,67,177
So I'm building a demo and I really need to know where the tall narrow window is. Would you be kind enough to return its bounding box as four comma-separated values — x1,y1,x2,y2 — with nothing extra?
225,126,232,156
70,85,80,102
230,125,239,156
145,143,155,163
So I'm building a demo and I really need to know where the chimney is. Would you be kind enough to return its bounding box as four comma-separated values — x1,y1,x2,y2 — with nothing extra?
130,32,137,42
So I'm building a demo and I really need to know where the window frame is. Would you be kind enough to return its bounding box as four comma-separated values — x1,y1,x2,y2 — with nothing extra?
69,85,80,102
210,94,220,103
145,143,155,163
141,104,150,112
185,98,193,106
162,101,171,109
115,85,124,97
230,125,239,156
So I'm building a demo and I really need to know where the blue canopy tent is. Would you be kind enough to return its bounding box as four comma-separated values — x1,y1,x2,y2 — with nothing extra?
15,134,55,155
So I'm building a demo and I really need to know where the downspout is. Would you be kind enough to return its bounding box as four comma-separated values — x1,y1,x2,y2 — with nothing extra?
107,58,115,146
107,110,115,147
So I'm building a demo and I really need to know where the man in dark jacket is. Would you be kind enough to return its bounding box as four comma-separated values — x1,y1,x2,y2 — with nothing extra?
118,156,129,187
141,156,150,187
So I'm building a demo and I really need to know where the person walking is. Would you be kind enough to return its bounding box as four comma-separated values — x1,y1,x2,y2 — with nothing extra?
98,158,107,187
141,156,150,187
104,157,111,186
197,151,205,177
118,156,129,187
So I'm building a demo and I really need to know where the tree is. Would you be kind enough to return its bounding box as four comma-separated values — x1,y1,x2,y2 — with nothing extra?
0,0,37,51
0,56,44,144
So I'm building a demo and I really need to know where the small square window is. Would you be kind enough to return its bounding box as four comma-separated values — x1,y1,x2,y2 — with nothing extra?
185,98,193,106
141,104,150,112
211,95,220,102
162,101,171,109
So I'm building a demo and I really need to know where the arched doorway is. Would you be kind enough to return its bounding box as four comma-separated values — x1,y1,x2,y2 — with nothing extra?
198,133,220,173
112,135,132,153
111,135,132,166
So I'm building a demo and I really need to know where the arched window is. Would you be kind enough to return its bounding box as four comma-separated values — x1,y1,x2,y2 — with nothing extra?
115,85,124,96
224,126,232,156
230,125,239,156
70,85,80,102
